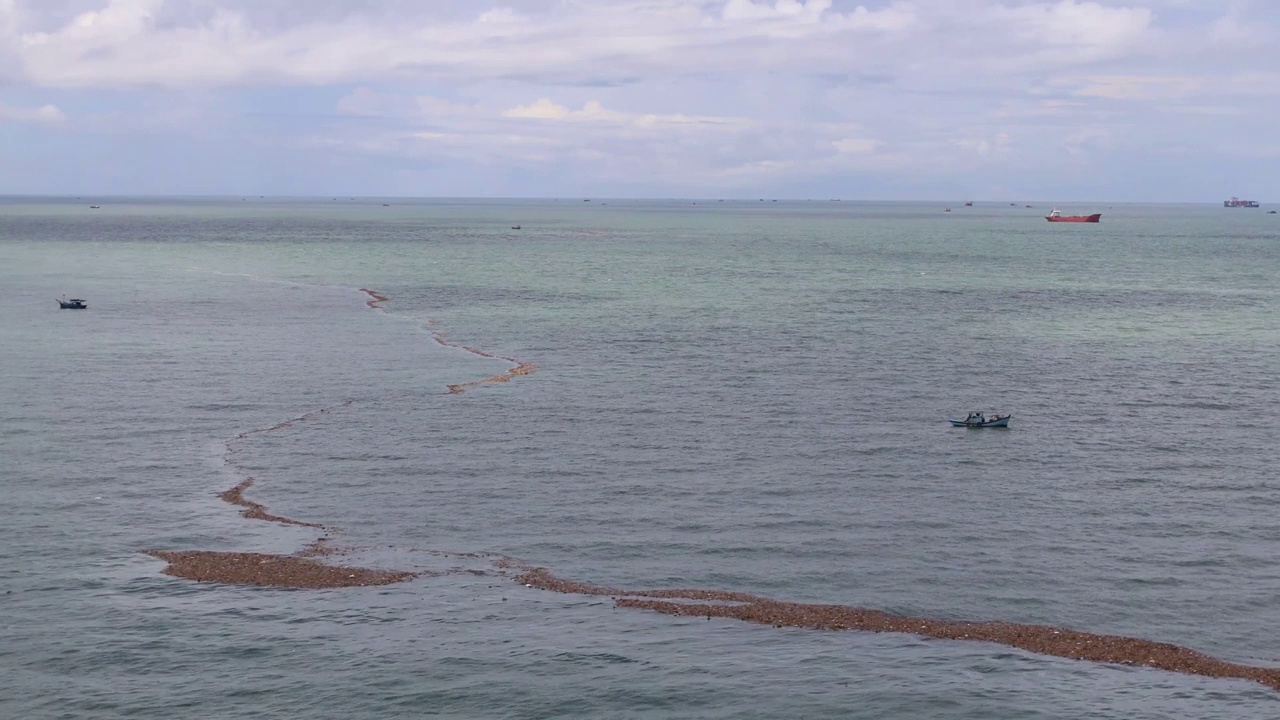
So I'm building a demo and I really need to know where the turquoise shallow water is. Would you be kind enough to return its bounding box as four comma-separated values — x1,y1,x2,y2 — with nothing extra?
3,197,1280,718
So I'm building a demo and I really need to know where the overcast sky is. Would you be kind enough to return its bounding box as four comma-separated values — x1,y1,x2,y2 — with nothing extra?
1,0,1276,200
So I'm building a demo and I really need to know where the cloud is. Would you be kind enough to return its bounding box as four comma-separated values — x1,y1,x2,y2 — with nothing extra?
337,88,477,118
832,137,877,154
1071,75,1204,101
0,102,66,124
0,0,1154,90
954,132,1011,156
503,98,582,121
722,0,832,21
2,1,1278,199
993,1,1154,55
501,98,745,128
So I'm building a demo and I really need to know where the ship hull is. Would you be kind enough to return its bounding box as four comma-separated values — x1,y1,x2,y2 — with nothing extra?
1046,214,1101,223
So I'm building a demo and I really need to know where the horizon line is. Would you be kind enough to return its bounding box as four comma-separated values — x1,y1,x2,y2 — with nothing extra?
0,194,1269,205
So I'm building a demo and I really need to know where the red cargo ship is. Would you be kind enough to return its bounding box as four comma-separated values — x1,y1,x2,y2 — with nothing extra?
1045,208,1101,223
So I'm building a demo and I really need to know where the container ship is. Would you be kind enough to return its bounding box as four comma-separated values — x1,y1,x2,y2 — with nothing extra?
1224,197,1260,208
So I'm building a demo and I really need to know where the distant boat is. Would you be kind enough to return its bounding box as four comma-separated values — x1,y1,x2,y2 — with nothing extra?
1224,197,1260,208
89,205,100,209
944,207,951,212
58,297,88,309
511,225,521,229
964,201,973,207
1268,210,1277,214
949,412,1011,428
1045,208,1101,223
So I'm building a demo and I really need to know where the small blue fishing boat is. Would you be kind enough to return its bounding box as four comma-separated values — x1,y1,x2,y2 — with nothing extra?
949,411,1010,428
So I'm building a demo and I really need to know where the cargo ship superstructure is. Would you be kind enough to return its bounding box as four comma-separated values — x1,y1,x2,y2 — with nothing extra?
1224,197,1260,208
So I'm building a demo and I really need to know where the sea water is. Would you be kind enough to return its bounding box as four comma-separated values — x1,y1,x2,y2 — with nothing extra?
3,197,1280,718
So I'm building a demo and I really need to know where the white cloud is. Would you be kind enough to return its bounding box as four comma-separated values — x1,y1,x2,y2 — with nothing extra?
503,98,574,120
722,0,832,21
337,88,477,117
993,1,1153,52
1071,75,1203,101
833,137,877,154
0,0,1167,89
0,102,66,124
2,1,1278,199
477,7,523,25
1062,126,1113,157
954,132,1011,157
501,98,746,128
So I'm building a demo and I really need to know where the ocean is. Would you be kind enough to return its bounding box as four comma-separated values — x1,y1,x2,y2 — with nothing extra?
3,197,1280,718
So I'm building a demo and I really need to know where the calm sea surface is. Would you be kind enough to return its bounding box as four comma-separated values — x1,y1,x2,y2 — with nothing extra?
3,197,1280,718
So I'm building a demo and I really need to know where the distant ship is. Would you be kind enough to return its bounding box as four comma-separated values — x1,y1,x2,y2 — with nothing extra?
1224,197,1260,208
1045,209,1101,223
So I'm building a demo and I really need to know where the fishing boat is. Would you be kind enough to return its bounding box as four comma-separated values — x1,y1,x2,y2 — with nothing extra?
949,411,1011,428
58,297,88,309
1045,209,1101,223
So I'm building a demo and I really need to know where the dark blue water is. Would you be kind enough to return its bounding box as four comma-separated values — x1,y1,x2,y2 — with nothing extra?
3,198,1280,718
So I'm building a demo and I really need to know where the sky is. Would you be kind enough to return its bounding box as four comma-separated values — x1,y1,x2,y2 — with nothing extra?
0,0,1277,200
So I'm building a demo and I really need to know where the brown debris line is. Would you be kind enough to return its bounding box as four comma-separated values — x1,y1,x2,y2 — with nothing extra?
357,287,536,394
446,361,538,395
231,399,355,443
492,555,536,569
297,536,346,557
513,567,1280,693
358,287,390,311
218,478,325,528
147,399,419,590
146,550,417,589
410,548,490,559
221,399,355,530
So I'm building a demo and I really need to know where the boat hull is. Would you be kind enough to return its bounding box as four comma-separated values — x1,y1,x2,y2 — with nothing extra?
949,417,1011,428
1045,214,1101,223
